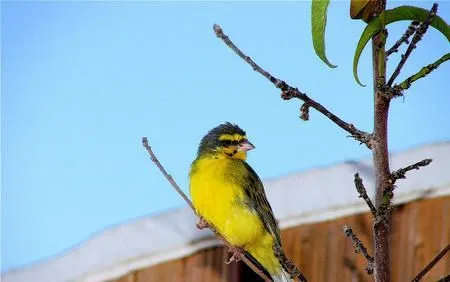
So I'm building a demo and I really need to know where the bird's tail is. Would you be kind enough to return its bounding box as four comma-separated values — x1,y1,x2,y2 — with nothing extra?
272,268,293,282
243,250,292,282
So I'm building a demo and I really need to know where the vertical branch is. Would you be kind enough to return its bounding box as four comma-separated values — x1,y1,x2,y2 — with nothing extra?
371,1,391,282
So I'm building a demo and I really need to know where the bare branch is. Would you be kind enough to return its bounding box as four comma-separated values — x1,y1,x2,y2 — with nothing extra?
377,158,433,221
343,225,374,275
386,21,419,57
411,244,449,282
354,173,377,217
391,158,433,183
387,3,438,87
392,53,450,98
213,24,372,148
142,137,194,210
142,137,272,281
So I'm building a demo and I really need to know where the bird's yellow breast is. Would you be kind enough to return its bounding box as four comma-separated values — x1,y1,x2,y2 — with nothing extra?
189,156,265,247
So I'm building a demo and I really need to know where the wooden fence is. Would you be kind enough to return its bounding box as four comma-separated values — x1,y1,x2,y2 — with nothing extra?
114,196,449,282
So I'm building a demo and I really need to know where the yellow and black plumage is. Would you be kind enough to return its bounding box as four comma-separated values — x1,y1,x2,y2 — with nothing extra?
189,122,292,282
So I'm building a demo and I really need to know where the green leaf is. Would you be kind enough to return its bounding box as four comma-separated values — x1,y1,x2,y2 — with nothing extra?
312,0,337,68
353,5,450,86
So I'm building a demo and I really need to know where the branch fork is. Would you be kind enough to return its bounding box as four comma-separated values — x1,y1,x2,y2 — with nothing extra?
390,53,450,98
374,158,433,226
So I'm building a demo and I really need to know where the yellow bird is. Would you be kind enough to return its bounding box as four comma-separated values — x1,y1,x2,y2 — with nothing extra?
189,122,292,282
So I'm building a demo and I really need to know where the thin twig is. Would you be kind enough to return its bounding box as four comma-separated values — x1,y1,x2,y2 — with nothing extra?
142,137,194,210
213,24,372,148
392,53,450,97
386,21,419,57
387,3,438,87
343,225,374,275
411,244,450,282
377,158,432,220
142,137,272,282
391,158,433,183
354,173,377,217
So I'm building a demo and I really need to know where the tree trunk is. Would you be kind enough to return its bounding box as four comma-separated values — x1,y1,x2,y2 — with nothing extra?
371,0,391,281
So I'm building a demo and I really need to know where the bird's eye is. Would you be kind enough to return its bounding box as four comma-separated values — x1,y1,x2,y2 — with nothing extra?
221,140,232,146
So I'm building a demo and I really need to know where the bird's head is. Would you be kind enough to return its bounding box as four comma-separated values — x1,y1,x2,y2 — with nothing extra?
197,122,255,160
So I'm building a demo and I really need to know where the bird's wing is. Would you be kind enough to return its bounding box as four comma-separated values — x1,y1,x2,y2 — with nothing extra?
242,162,283,247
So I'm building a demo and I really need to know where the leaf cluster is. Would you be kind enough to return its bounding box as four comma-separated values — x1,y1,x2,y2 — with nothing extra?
311,0,449,86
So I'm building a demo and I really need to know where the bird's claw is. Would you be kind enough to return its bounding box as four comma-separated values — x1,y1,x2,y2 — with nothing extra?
196,217,208,230
225,246,243,264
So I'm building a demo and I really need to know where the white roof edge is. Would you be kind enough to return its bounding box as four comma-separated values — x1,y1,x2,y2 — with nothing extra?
279,184,450,230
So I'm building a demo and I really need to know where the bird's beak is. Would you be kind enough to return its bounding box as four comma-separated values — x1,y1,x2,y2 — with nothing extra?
238,140,255,152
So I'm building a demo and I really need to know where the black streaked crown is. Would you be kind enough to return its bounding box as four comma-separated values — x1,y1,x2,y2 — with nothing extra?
197,122,246,155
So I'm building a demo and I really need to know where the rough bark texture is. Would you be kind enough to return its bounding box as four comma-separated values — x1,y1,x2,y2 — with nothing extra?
372,96,391,282
371,1,391,281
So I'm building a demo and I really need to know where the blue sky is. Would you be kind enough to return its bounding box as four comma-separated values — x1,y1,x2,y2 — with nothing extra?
2,1,449,273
